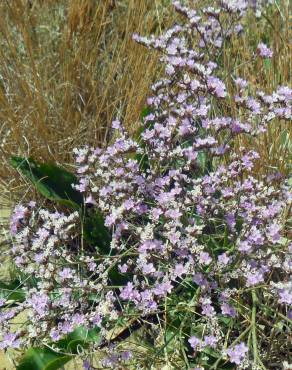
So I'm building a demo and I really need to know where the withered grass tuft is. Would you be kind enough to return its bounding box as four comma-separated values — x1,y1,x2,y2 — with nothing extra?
0,0,174,200
225,1,291,176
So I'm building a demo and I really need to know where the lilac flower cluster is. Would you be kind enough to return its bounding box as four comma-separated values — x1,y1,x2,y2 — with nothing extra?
4,204,128,366
257,42,273,59
2,1,291,368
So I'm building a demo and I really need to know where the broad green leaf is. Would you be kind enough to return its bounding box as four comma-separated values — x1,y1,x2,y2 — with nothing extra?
82,209,111,254
17,348,71,370
0,280,25,303
57,326,101,354
68,326,101,343
10,156,83,209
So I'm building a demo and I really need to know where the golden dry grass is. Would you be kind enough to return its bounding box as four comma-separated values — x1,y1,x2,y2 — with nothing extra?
0,0,175,202
224,1,291,176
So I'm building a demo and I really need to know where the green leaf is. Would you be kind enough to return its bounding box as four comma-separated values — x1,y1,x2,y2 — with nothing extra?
10,156,83,209
68,326,101,343
0,280,25,303
82,209,111,254
17,348,71,370
197,151,208,174
58,326,101,354
202,346,221,359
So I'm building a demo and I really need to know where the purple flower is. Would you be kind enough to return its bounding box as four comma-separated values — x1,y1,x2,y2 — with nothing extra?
85,195,97,205
59,321,73,335
267,223,281,243
246,270,264,287
83,360,91,370
202,303,215,317
235,78,248,90
151,208,163,220
91,314,102,327
27,293,49,317
88,261,97,271
188,336,201,349
75,178,89,193
218,253,230,266
0,333,20,349
203,335,218,348
199,251,212,265
118,264,128,273
72,313,85,326
207,76,227,98
238,240,252,253
173,263,186,278
225,213,236,230
226,342,248,365
221,302,237,317
59,268,73,281
142,263,156,275
246,97,261,114
121,351,132,361
165,208,182,220
153,281,173,297
257,42,273,58
112,120,121,130
120,282,140,302
278,288,292,305
193,273,209,288
10,205,28,235
50,329,61,341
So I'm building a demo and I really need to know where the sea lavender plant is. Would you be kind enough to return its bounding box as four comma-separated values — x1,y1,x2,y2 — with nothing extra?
2,1,291,369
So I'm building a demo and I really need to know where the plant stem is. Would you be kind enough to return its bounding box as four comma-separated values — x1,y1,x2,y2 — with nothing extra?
251,290,258,363
251,290,267,370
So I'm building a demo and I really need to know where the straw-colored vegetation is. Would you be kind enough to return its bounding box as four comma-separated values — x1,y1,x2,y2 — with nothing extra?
0,0,176,207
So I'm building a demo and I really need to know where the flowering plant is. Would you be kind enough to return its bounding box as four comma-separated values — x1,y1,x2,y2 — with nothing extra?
1,1,291,369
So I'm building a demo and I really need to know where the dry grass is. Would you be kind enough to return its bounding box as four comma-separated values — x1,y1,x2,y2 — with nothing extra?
224,1,291,176
0,0,175,201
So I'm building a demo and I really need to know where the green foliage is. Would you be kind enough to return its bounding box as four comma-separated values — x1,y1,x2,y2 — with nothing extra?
10,156,83,210
197,151,212,175
16,348,71,370
82,209,111,254
17,327,102,370
58,326,101,354
0,279,25,303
